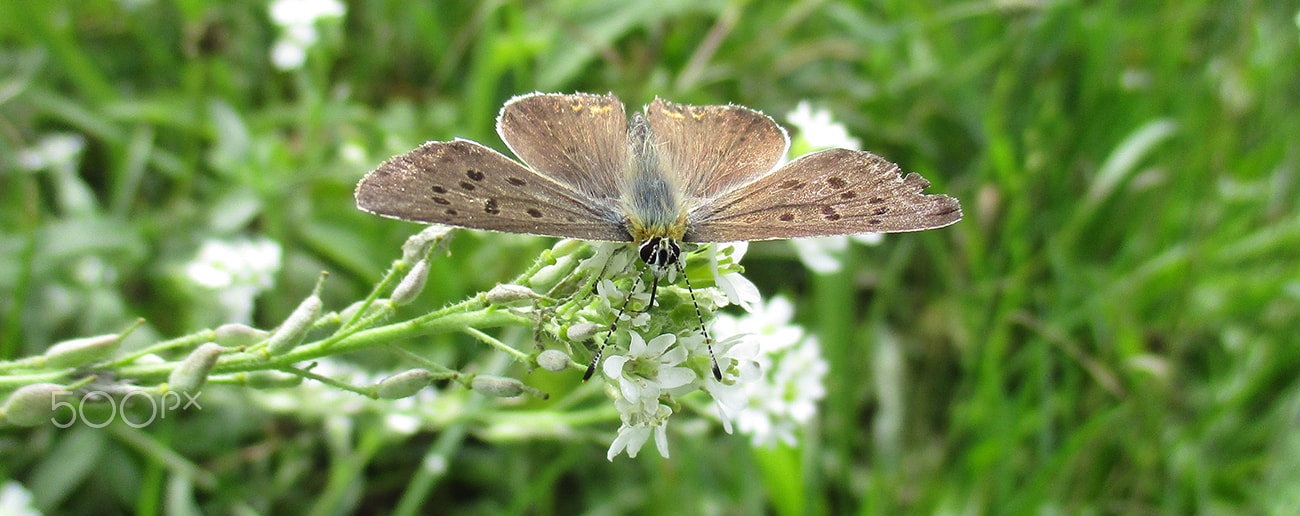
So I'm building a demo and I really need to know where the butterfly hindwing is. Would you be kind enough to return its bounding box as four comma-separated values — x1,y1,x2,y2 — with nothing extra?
355,139,628,241
685,148,962,242
644,98,789,200
497,92,628,202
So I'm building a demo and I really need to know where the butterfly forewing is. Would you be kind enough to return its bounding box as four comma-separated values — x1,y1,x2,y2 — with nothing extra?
497,92,628,202
355,139,628,241
644,98,789,200
685,148,962,242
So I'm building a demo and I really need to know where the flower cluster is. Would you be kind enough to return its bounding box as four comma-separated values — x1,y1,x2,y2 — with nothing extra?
268,0,345,70
581,242,827,459
186,237,283,324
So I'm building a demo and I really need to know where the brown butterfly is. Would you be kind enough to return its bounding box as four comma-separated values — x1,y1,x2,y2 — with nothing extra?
356,92,961,379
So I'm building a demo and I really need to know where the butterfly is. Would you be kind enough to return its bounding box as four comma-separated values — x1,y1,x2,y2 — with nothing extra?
355,92,962,380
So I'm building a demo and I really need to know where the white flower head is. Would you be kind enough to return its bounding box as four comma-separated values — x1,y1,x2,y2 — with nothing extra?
786,101,862,151
712,295,828,447
267,0,345,70
186,237,282,323
601,332,699,460
708,242,760,311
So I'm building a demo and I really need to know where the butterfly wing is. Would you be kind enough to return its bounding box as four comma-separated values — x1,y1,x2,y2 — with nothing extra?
355,139,629,241
644,98,789,200
685,148,962,242
496,92,628,202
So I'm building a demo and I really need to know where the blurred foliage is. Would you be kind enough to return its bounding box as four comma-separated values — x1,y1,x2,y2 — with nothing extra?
2,0,1299,514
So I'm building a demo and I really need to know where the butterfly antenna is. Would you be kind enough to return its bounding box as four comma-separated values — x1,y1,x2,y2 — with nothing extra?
678,260,722,380
583,274,643,382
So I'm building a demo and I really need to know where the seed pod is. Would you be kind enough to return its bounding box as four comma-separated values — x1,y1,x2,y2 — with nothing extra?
376,369,433,399
214,323,270,348
264,274,327,356
43,333,121,368
169,343,224,394
564,323,600,342
536,349,571,372
1,383,68,427
470,375,525,398
391,259,431,306
401,225,454,264
485,284,535,305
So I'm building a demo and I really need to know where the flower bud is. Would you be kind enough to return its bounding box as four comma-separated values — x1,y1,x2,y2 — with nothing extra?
536,349,571,372
43,333,121,368
470,375,525,398
1,383,68,426
264,275,327,356
485,284,535,305
214,323,269,348
169,343,224,394
391,259,431,306
550,238,586,257
376,369,433,399
402,225,454,263
528,255,574,291
564,323,600,342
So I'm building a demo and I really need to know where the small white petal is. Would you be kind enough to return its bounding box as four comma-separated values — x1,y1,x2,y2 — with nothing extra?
646,334,676,356
619,377,641,403
654,424,670,458
603,355,629,379
628,332,647,356
657,367,697,389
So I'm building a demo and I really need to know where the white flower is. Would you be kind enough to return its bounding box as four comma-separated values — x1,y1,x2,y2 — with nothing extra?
186,237,282,323
0,482,40,516
607,402,672,460
790,233,883,274
602,332,697,460
16,133,85,171
786,100,862,151
712,295,828,447
267,0,345,70
603,333,696,405
709,242,760,311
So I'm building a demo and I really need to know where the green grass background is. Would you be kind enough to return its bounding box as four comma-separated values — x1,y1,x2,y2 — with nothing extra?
3,0,1299,514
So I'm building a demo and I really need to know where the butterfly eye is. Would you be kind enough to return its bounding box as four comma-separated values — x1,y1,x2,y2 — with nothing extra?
639,237,660,265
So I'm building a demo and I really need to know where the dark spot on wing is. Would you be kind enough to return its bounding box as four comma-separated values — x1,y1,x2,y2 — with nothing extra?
821,205,841,221
526,208,543,218
459,181,476,191
778,213,795,222
467,169,485,181
779,179,805,190
484,198,500,214
827,176,848,189
868,196,885,204
507,177,526,186
840,191,856,200
432,197,451,205
873,207,889,215
431,185,447,194
868,219,882,225
445,209,458,216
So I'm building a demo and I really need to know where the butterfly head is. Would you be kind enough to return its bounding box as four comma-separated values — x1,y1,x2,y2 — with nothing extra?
638,236,681,280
